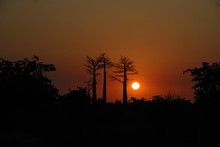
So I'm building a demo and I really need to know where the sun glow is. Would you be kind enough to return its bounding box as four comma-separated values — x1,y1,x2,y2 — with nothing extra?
132,82,140,90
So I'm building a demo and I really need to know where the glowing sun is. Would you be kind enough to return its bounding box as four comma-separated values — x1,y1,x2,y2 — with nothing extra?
132,82,140,90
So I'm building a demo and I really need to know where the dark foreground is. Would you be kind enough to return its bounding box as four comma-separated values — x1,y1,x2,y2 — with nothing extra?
1,102,220,147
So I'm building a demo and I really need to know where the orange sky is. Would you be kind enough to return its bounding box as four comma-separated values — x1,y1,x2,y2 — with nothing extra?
1,0,220,102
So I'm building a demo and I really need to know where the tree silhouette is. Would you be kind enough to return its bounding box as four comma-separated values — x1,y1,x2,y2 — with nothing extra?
84,56,102,104
184,61,220,105
111,56,137,104
99,53,112,103
0,56,58,110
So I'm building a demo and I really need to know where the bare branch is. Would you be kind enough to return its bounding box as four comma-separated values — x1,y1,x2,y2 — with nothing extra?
127,71,138,75
110,76,123,83
84,55,104,103
183,69,192,75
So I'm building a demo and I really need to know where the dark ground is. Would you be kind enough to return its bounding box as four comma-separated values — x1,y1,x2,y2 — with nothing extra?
1,102,220,147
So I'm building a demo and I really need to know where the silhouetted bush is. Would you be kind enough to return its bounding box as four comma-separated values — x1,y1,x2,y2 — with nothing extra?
0,56,58,111
62,87,90,110
185,61,220,107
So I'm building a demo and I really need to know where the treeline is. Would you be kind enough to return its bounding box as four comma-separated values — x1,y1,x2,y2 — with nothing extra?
1,56,220,146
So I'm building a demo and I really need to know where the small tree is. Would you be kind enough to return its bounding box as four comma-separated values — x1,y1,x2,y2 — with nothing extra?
184,62,220,105
111,56,137,104
84,56,102,104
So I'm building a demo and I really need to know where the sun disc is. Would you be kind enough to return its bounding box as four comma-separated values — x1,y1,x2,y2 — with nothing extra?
132,82,140,90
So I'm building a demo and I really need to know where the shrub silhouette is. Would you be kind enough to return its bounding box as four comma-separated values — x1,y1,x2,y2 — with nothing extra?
62,87,90,112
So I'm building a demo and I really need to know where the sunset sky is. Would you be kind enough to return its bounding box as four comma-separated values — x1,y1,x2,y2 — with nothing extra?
1,0,220,102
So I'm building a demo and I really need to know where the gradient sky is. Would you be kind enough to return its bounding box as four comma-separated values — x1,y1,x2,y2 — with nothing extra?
1,0,220,102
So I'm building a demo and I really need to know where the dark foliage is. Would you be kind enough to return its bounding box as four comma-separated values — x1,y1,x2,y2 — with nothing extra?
0,56,58,110
62,87,90,112
184,61,220,106
0,56,61,147
0,56,58,111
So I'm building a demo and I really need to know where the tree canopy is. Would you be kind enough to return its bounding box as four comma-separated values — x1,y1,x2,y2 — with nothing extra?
0,56,58,110
184,61,220,105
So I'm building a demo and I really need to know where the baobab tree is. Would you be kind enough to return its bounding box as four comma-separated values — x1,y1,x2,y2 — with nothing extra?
111,56,137,104
99,53,112,103
84,56,102,104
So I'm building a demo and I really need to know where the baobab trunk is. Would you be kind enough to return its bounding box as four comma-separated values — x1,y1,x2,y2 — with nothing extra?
103,60,107,103
85,55,102,104
123,69,127,104
112,56,137,104
92,68,97,104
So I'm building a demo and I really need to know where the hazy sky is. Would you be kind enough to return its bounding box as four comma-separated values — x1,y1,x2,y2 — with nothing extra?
1,0,220,101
